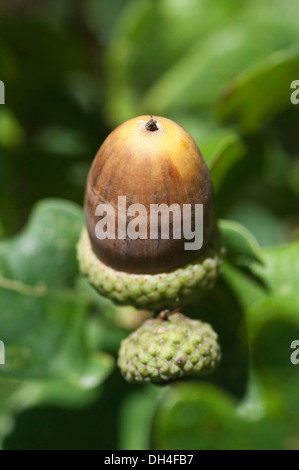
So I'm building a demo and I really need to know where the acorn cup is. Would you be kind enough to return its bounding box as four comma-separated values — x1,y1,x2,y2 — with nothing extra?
77,115,225,311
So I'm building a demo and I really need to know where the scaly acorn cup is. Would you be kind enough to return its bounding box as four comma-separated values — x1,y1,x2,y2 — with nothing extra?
77,115,225,310
118,312,221,383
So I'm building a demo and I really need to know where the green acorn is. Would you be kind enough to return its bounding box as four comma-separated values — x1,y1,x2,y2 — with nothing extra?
77,115,224,310
118,312,221,384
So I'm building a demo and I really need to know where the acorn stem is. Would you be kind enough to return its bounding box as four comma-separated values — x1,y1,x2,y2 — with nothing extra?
145,115,158,132
157,307,181,321
158,309,170,321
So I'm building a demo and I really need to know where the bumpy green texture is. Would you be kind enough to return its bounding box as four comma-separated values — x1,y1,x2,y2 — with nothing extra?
77,229,224,311
118,312,221,383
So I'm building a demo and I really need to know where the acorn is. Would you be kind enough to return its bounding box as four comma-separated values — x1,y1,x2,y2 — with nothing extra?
118,311,221,384
78,115,224,310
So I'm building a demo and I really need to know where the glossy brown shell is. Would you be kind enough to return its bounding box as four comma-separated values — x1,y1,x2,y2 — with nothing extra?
84,116,215,274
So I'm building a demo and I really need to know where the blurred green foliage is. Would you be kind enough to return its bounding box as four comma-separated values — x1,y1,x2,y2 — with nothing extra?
0,0,299,450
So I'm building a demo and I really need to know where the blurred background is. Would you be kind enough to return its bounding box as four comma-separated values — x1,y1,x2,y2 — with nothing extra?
0,0,299,450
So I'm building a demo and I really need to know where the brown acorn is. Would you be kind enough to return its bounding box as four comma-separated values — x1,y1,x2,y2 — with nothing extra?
78,115,224,310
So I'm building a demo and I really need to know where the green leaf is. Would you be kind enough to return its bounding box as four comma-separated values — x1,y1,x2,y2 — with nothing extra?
0,199,115,445
35,126,88,157
223,240,299,330
220,240,299,449
0,108,24,149
0,198,114,381
152,382,286,450
218,49,299,131
219,219,263,265
105,0,299,125
207,134,246,192
119,386,165,450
